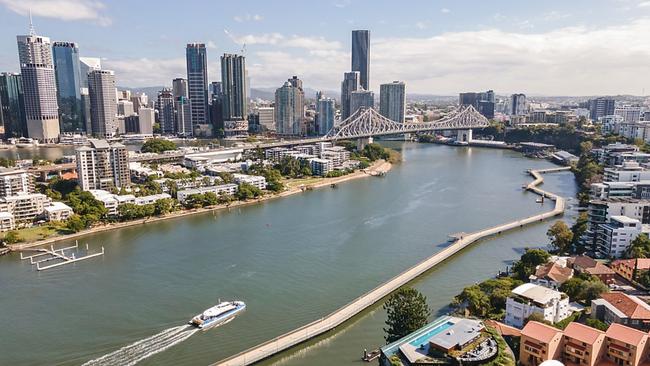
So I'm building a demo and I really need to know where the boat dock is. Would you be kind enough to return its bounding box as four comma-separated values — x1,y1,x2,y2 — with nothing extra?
212,166,571,366
19,241,105,271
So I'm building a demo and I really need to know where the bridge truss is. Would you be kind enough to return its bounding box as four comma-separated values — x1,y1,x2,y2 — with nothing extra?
324,105,490,140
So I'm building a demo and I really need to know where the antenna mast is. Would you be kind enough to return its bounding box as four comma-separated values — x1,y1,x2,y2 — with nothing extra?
29,8,36,36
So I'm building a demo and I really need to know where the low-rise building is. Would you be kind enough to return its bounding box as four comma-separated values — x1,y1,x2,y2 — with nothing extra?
595,215,643,258
0,212,15,231
562,322,606,366
176,184,238,204
0,169,34,197
519,321,564,366
310,158,333,176
529,262,573,290
505,283,571,328
0,193,50,222
592,293,650,331
603,323,649,366
611,258,650,282
44,201,73,221
88,189,119,216
135,193,171,205
232,174,267,190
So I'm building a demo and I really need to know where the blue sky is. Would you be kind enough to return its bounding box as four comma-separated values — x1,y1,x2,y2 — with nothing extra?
2,0,650,95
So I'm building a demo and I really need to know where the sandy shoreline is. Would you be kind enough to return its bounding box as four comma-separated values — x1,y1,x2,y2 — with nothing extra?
7,160,392,251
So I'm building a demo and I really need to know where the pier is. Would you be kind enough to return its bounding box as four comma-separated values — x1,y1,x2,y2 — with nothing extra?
212,166,571,366
19,241,105,271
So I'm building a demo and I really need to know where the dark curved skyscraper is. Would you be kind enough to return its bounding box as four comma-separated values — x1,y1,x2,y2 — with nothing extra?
186,43,208,127
351,30,370,91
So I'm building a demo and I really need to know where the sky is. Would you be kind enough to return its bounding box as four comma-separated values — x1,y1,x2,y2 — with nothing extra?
2,0,650,96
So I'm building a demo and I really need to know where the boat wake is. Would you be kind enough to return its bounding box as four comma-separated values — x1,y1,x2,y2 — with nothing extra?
81,325,198,366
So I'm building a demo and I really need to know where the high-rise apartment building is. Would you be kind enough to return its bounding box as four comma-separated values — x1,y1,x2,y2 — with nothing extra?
87,70,117,137
137,107,154,135
316,97,335,135
350,90,374,116
589,97,616,121
351,30,370,91
186,43,208,127
210,81,224,133
379,81,406,123
459,90,495,119
340,71,360,120
156,88,175,135
256,106,275,131
0,170,34,197
17,28,60,142
0,73,27,137
511,93,527,116
221,53,248,136
53,41,83,132
275,77,304,135
615,106,641,123
75,139,130,191
175,96,192,136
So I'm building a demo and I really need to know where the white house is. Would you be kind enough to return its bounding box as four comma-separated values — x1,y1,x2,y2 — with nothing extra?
44,202,73,221
504,283,571,328
595,215,644,258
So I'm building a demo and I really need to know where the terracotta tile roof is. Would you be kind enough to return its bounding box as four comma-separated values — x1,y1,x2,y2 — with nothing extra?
534,262,573,284
606,323,648,347
521,321,563,344
564,322,605,345
585,262,615,275
569,255,597,269
599,293,650,320
61,171,77,180
612,259,650,271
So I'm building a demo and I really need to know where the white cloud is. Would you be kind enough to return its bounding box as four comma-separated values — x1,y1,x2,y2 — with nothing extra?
0,0,111,25
639,1,650,7
440,8,451,14
103,58,185,87
207,40,217,49
415,21,428,30
234,13,263,22
227,32,341,50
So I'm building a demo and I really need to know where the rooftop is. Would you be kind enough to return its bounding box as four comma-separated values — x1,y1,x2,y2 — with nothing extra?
511,283,563,305
533,262,573,284
612,259,650,271
563,322,605,345
606,323,648,346
598,293,650,320
521,321,563,343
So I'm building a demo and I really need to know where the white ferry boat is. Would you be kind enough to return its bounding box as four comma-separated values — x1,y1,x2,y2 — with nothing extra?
189,301,246,329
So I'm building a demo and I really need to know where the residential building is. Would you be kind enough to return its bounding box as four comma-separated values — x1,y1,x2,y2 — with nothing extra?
511,93,527,116
519,321,564,366
87,70,117,137
176,184,238,204
134,193,171,206
529,262,573,290
0,73,26,137
175,96,192,136
0,170,34,197
311,158,333,176
594,215,643,258
0,212,15,231
76,139,130,191
186,43,208,127
589,97,616,121
504,283,571,328
601,115,625,135
52,41,82,132
351,30,370,90
0,193,50,222
379,81,406,123
221,53,248,136
88,189,118,215
340,71,360,120
137,107,154,135
44,201,73,221
581,199,650,253
275,78,304,135
603,323,648,366
350,90,374,115
17,30,60,142
611,258,650,281
616,106,642,123
562,322,606,366
210,81,224,133
459,90,495,119
157,88,175,134
604,162,650,182
592,293,650,331
117,100,134,117
232,174,266,190
256,106,274,131
316,97,335,135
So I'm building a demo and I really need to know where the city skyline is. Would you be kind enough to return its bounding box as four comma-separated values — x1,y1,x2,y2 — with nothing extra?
2,0,650,95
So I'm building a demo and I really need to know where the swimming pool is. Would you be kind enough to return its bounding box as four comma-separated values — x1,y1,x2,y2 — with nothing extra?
408,321,454,347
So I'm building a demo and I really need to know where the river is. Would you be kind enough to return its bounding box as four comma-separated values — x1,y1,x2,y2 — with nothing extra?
0,143,577,366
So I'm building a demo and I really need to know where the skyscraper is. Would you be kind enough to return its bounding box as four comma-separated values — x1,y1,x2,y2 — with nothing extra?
156,88,175,135
380,81,406,123
172,78,192,136
316,97,335,135
589,97,616,120
459,90,495,119
17,27,60,142
351,30,370,91
350,90,374,116
275,77,304,135
186,43,208,127
0,73,27,137
210,81,224,134
79,57,101,88
221,53,248,136
172,78,188,99
87,70,117,137
53,41,83,132
340,71,360,120
510,94,527,116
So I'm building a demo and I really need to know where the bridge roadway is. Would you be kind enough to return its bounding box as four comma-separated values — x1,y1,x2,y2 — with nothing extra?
212,166,571,366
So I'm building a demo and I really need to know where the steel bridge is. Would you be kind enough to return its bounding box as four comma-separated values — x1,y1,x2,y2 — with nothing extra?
324,105,490,140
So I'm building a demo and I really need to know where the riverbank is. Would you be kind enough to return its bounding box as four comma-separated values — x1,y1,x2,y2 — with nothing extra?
7,160,392,251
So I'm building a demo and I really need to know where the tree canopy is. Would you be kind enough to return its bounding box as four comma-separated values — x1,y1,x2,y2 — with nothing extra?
383,287,431,343
547,221,573,254
141,139,177,153
511,249,550,281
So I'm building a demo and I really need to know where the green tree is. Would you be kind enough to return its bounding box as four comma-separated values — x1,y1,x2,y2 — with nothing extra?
236,183,262,201
626,234,650,258
153,198,176,215
141,139,177,153
361,143,390,161
571,212,589,253
383,287,431,343
453,284,491,318
3,230,21,244
560,277,584,300
586,318,609,331
525,312,552,326
65,214,86,233
580,281,608,304
511,249,551,280
547,221,573,254
218,172,234,184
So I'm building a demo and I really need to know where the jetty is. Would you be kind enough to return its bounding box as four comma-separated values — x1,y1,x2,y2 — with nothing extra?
18,241,105,271
212,166,571,366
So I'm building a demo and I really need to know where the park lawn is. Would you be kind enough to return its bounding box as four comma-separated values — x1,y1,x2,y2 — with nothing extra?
283,177,324,189
3,223,72,243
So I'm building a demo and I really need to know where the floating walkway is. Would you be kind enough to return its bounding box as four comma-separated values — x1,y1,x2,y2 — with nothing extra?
19,241,105,271
213,166,571,366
